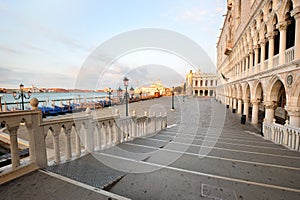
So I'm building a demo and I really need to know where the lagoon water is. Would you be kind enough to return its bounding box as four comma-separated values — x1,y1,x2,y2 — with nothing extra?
0,92,114,110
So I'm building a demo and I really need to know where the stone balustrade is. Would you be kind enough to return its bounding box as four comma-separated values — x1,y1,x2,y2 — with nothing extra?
285,47,295,64
263,119,300,151
0,107,167,175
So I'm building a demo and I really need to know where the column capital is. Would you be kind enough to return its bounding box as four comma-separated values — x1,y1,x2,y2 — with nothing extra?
285,106,300,117
276,21,291,31
7,126,19,137
242,98,250,103
264,101,277,110
267,31,278,39
259,39,267,46
291,6,300,19
253,45,259,50
250,100,260,105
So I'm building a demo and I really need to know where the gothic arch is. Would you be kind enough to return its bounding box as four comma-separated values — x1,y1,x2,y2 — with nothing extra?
252,80,264,101
266,75,288,104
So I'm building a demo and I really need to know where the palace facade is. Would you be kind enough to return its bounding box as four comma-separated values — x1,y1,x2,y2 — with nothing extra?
186,70,217,97
216,0,300,132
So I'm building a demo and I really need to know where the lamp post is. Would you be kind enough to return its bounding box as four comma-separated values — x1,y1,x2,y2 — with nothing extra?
123,77,129,116
117,86,123,103
171,86,175,110
107,87,112,106
12,83,31,110
0,95,2,112
129,86,134,100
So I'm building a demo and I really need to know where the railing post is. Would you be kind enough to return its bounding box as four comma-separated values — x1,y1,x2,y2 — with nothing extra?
271,119,276,141
153,112,157,132
25,111,47,168
108,121,113,146
131,110,137,138
144,111,148,135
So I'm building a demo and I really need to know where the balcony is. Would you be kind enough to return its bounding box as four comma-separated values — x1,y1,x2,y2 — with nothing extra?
285,47,295,63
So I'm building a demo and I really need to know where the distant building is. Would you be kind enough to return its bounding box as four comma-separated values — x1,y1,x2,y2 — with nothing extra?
135,80,167,96
186,70,217,97
30,85,39,93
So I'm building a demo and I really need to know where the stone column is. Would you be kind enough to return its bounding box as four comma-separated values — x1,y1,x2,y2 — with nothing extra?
286,106,300,127
260,40,266,71
229,97,232,109
245,56,249,76
243,98,250,118
264,101,277,124
251,100,260,124
233,98,237,112
237,98,242,114
267,32,276,69
291,7,300,60
277,21,289,65
253,45,259,74
249,50,253,75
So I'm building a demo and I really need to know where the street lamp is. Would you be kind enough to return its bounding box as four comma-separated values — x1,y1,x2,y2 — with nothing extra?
129,86,135,100
123,77,129,116
171,86,175,110
12,83,31,110
107,87,112,100
117,86,123,103
0,95,2,112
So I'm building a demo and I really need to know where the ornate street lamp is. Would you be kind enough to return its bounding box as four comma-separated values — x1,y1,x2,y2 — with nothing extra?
107,87,112,100
13,83,31,110
171,86,175,110
0,95,2,112
129,86,135,100
117,86,123,103
123,77,129,116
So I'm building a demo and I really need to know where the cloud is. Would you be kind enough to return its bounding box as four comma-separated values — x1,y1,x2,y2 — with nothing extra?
0,66,76,89
216,7,224,13
0,45,18,54
178,8,207,22
21,42,45,52
3,9,90,52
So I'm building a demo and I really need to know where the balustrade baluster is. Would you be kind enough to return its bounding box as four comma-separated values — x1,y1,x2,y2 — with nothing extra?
50,127,61,164
73,125,81,158
62,126,72,161
7,126,20,169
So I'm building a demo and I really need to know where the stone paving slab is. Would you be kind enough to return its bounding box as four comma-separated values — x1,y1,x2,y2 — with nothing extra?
46,154,126,189
0,170,121,200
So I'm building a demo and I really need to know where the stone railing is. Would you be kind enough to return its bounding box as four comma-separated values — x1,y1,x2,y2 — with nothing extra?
0,109,167,175
285,47,295,63
263,119,300,151
273,54,279,67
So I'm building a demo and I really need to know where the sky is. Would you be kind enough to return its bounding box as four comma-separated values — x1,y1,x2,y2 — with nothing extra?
0,0,226,90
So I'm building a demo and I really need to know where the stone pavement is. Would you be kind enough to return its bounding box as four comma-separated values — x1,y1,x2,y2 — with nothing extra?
1,97,300,200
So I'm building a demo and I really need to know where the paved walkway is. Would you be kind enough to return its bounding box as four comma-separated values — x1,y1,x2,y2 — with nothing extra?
1,97,300,200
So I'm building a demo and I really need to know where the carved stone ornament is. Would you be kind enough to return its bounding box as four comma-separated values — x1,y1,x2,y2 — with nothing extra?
286,74,293,87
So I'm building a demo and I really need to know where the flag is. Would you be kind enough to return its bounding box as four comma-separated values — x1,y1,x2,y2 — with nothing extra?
221,73,229,81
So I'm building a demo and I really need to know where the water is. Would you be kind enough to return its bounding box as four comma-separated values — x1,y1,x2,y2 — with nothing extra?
0,92,116,110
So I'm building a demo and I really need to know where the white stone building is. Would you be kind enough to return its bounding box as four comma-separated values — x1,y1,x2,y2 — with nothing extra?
186,70,217,97
216,0,300,148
